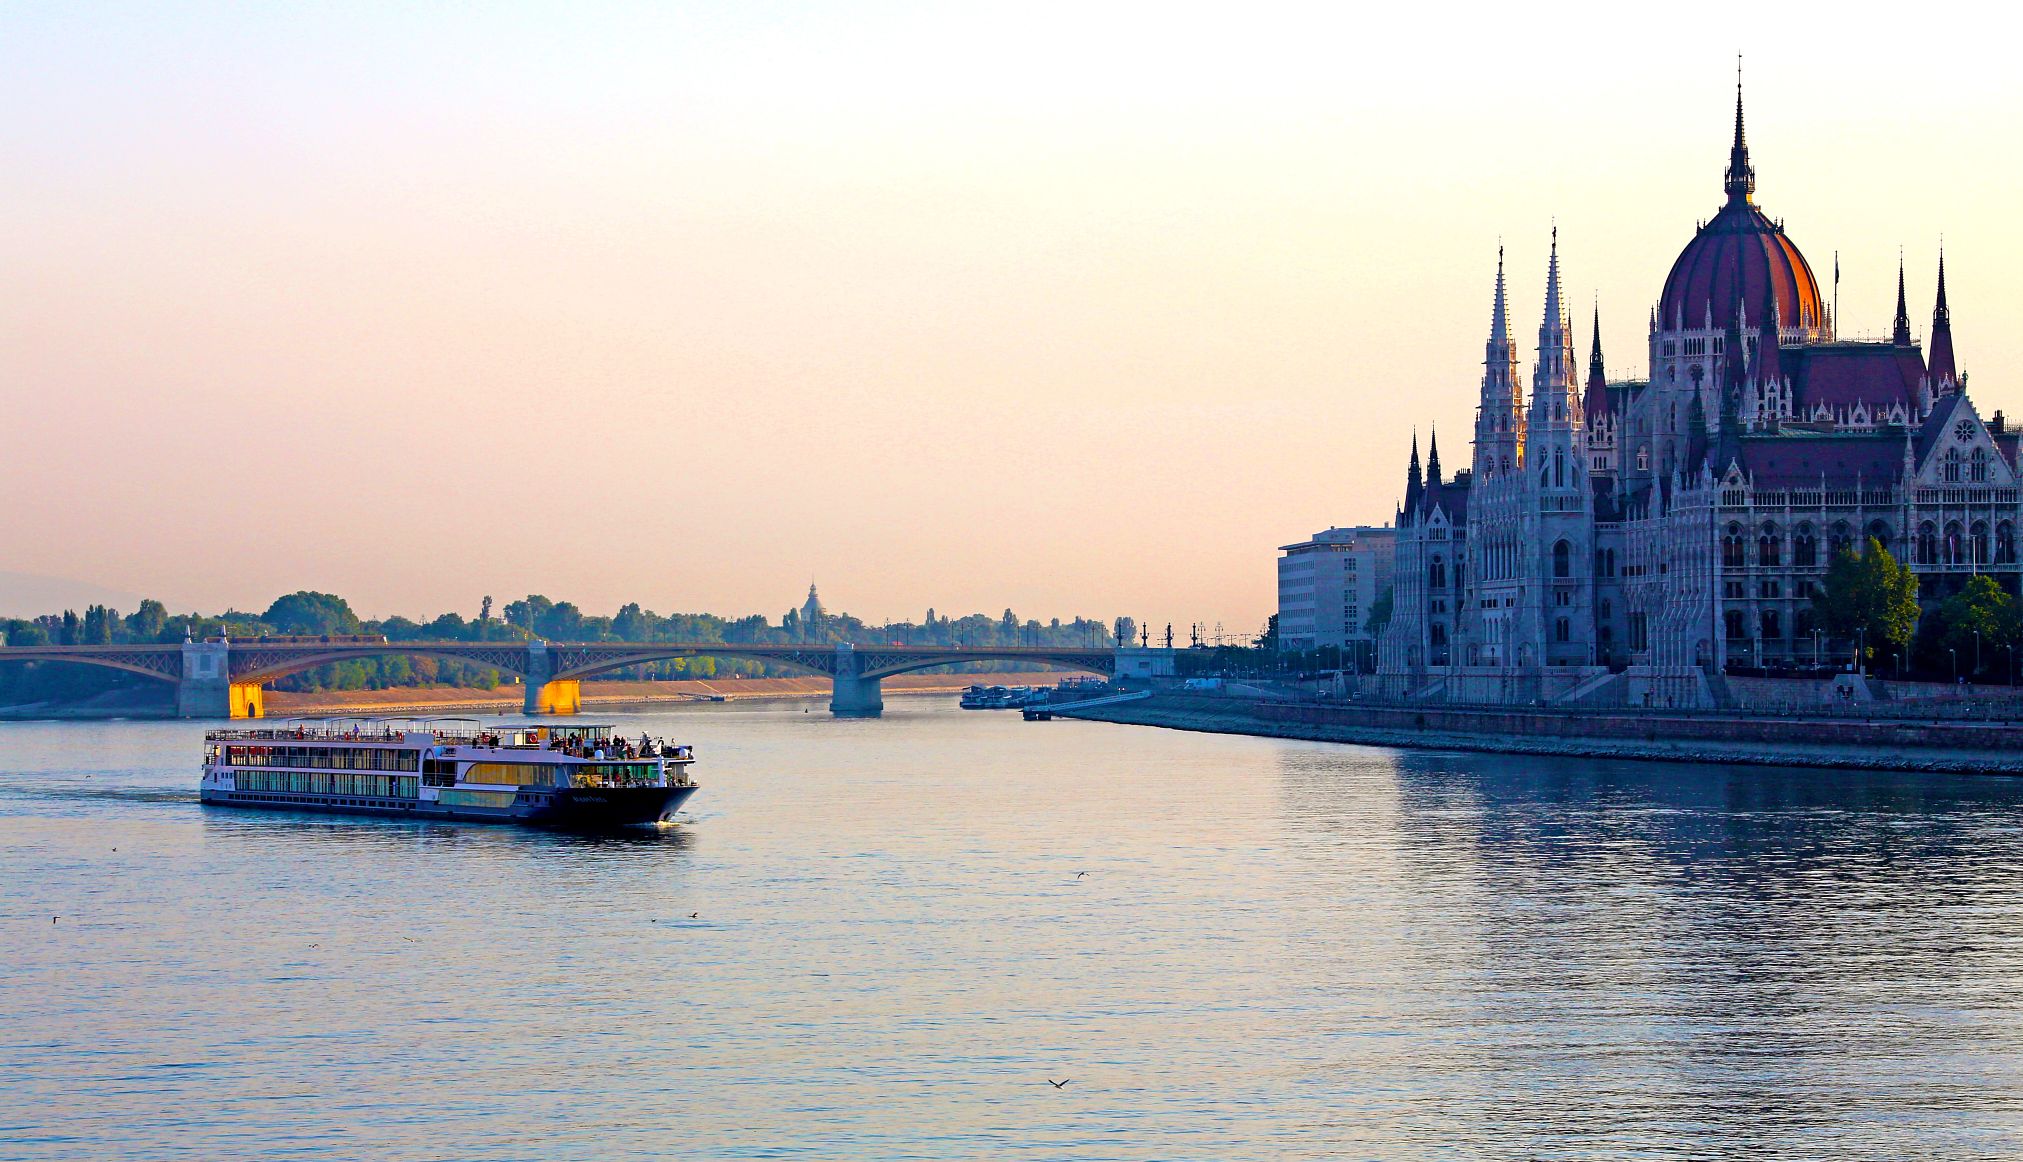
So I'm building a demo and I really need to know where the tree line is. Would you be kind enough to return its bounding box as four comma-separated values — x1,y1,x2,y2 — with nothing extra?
0,592,1127,703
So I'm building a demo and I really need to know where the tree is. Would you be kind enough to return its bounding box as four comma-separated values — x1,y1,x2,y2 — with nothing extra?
263,591,362,636
1813,537,1921,665
536,601,584,641
613,602,653,642
125,600,169,642
1114,616,1136,650
1257,614,1279,651
1926,575,2020,678
1363,586,1394,636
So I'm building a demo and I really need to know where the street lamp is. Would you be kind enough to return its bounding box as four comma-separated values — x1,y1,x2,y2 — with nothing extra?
1949,647,1958,685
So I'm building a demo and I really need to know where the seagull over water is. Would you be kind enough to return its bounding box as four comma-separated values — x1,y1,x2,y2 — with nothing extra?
1048,1078,1070,1089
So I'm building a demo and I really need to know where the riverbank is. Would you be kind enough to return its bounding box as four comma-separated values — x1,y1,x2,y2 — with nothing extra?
1056,693,2023,775
262,672,1083,716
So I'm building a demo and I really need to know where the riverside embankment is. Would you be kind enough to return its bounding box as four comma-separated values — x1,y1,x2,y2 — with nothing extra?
1057,692,2023,774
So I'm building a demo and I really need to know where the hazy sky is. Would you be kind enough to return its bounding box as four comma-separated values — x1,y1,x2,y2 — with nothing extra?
3,3,2019,633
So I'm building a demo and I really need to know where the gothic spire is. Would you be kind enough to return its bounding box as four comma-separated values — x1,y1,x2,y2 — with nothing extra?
1724,58,1755,204
1930,249,1957,386
1543,226,1565,336
1586,304,1605,393
1426,427,1442,486
1892,254,1912,346
1489,244,1510,354
1403,432,1423,518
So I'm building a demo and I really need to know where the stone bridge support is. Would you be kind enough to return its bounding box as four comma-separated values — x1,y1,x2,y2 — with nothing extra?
176,640,266,718
829,643,883,717
522,643,583,715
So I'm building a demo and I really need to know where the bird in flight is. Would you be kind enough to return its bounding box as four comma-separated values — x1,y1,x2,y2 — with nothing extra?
1075,871,1088,878
690,912,700,919
1048,1078,1070,1089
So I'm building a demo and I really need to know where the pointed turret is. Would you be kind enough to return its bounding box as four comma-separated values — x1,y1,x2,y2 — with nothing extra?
1402,432,1423,520
1425,427,1442,487
1526,229,1587,493
1724,63,1755,205
1755,291,1782,386
1582,304,1612,425
1587,306,1605,393
1930,250,1957,387
1528,228,1579,433
1892,255,1912,346
1473,246,1526,480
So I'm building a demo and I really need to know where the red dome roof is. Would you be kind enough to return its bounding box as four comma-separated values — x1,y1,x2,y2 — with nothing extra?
1658,85,1825,334
1659,199,1824,333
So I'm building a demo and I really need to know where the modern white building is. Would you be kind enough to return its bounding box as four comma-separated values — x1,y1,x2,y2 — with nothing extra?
1277,526,1396,661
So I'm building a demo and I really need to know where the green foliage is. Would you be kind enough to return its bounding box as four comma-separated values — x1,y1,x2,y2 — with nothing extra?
1,588,1123,704
262,591,361,636
1917,574,2021,679
1364,586,1395,636
1813,538,1921,661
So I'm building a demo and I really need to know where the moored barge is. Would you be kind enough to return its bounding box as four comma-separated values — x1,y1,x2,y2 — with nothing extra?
200,719,696,828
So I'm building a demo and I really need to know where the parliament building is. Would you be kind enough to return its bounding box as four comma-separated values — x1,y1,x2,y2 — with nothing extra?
1377,89,2008,707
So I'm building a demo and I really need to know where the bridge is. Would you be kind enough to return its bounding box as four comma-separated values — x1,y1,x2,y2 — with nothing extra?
0,639,1156,718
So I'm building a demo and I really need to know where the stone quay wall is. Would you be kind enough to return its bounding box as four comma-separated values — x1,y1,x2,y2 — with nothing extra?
1059,693,2023,775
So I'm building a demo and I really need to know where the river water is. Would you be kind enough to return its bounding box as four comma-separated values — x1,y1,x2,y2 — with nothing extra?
5,697,2023,1159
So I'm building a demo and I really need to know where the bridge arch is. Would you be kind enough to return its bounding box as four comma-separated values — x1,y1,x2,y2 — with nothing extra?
0,651,181,683
854,650,1113,681
546,645,838,683
228,645,533,685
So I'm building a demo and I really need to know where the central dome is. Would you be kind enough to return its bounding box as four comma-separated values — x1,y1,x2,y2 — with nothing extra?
1657,91,1826,335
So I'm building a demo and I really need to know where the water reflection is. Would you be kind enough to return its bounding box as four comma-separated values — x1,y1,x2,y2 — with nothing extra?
1273,746,2023,1156
8,710,2023,1158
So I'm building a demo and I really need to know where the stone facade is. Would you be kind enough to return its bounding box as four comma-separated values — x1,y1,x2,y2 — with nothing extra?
1378,91,2013,707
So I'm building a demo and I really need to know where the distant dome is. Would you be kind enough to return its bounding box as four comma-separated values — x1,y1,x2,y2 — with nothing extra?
1657,86,1826,335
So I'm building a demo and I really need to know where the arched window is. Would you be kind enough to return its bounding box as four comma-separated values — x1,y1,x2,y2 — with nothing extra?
1758,521,1782,567
1724,609,1746,639
1554,617,1570,643
1917,522,1939,566
1972,447,1991,483
1600,599,1612,620
1429,555,1445,590
1869,521,1893,556
1829,520,1853,559
1722,523,1747,568
1553,540,1571,578
1944,521,1965,565
1944,448,1963,483
1762,610,1782,640
1972,521,1990,565
1637,446,1650,472
1999,522,2017,566
1794,523,1817,568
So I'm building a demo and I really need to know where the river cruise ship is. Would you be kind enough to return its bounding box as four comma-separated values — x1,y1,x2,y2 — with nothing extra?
200,719,697,828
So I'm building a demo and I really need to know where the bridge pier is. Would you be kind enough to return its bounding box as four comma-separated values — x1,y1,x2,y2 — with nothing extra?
522,642,581,715
525,678,581,715
829,644,883,717
176,640,270,718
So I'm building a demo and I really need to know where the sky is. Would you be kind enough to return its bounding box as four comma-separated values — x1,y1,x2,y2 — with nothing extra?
3,2,2020,634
